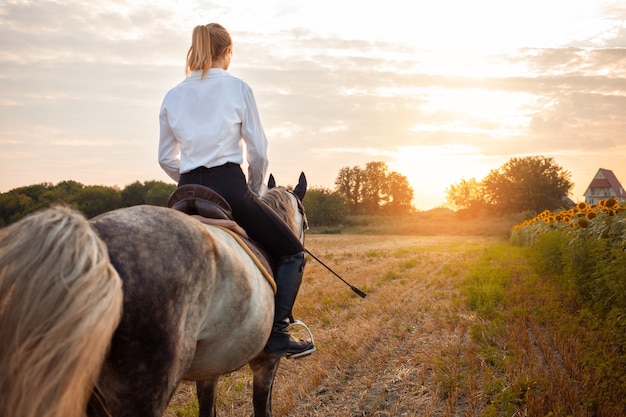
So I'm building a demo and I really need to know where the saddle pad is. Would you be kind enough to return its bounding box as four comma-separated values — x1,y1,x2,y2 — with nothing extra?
207,224,276,294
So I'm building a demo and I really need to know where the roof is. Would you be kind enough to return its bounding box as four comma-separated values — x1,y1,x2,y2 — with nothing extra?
583,168,626,197
588,178,611,188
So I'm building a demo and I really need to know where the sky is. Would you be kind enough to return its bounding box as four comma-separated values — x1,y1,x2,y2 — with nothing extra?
1,0,625,210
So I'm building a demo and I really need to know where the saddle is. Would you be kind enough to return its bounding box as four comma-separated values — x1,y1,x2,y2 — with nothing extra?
167,184,233,220
167,184,276,292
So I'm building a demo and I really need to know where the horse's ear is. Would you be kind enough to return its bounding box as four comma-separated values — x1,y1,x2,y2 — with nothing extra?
268,174,276,189
293,172,307,201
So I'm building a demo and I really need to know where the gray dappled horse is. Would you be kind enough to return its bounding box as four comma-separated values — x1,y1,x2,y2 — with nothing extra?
0,174,308,417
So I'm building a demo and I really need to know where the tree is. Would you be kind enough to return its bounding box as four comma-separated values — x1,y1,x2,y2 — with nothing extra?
72,185,122,218
382,172,414,214
40,180,84,205
361,162,388,212
303,187,348,226
0,183,57,225
445,177,486,215
121,181,147,207
145,181,176,206
0,193,34,226
334,166,365,214
482,156,573,214
10,183,51,202
120,180,176,207
334,161,414,215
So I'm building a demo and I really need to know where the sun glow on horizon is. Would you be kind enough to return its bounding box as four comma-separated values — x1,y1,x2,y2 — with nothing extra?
389,144,500,209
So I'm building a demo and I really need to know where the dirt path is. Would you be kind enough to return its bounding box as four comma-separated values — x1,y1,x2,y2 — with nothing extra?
166,235,499,417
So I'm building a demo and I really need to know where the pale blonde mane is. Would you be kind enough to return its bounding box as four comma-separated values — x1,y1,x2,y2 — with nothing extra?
261,187,298,233
0,205,123,417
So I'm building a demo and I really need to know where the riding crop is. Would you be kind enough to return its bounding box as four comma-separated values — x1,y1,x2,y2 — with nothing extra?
304,248,367,298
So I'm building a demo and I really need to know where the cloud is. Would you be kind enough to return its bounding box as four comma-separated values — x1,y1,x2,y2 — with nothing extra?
1,0,625,207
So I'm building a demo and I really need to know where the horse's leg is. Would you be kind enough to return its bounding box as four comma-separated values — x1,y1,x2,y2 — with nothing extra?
249,352,282,417
196,377,219,417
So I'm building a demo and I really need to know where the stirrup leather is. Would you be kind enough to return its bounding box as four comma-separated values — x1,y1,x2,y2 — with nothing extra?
286,320,316,359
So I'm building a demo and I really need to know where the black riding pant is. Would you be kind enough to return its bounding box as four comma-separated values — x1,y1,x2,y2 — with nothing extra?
178,163,304,263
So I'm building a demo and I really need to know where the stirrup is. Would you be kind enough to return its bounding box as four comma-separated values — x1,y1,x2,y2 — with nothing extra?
286,320,316,359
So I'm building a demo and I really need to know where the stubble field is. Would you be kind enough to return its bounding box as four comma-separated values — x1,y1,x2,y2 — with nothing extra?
166,234,506,416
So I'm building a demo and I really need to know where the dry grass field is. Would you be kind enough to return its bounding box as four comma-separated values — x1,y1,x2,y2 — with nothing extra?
165,230,625,416
165,234,507,416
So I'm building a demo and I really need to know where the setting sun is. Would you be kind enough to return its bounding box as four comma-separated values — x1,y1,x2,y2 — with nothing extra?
390,145,495,208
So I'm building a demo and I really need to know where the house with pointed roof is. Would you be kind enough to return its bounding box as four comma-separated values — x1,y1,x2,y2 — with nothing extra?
583,168,626,205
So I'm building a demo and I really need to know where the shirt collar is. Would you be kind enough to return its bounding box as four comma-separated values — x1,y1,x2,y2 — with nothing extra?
188,68,228,80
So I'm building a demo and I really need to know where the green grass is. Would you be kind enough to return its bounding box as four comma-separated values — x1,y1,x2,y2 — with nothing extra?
308,211,521,238
171,400,198,417
461,242,626,416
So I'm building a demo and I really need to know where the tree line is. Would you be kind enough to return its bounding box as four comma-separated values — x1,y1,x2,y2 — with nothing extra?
0,162,415,227
445,155,574,216
0,180,176,227
0,155,573,228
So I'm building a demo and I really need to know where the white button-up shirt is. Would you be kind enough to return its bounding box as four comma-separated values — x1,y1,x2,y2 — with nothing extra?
158,69,269,194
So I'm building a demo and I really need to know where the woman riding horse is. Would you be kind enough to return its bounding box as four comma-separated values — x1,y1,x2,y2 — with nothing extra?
0,177,310,417
158,23,314,359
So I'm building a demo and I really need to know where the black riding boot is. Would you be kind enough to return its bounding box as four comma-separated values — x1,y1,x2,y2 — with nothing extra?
266,251,315,358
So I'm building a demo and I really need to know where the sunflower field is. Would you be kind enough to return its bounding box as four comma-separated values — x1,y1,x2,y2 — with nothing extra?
511,197,626,315
510,198,626,409
511,198,626,246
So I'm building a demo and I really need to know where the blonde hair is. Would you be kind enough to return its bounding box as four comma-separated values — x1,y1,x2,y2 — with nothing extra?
186,23,232,78
0,205,123,417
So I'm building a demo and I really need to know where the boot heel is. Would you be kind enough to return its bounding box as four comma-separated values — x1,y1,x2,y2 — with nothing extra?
286,320,316,359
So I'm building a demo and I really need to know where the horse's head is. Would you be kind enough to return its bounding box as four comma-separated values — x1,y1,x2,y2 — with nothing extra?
261,172,308,242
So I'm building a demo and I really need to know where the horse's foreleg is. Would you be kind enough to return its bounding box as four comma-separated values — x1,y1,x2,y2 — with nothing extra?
249,352,282,417
196,378,219,417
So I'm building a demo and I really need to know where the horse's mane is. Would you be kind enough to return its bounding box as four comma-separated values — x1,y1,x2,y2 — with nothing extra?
0,205,123,417
260,187,297,233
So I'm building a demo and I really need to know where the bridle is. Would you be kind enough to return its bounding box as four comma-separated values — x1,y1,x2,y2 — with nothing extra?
287,190,308,243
